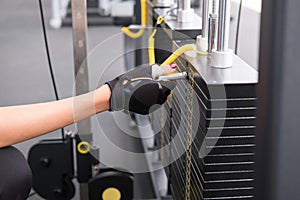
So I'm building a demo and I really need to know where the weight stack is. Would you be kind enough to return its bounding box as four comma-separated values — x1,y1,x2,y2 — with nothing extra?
152,40,258,200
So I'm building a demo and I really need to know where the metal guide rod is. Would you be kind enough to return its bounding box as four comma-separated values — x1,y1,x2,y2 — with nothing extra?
178,0,194,22
182,0,191,10
208,14,218,53
212,0,219,15
71,1,91,198
177,0,183,9
217,0,230,51
72,0,88,79
71,0,91,134
202,0,209,38
196,0,210,52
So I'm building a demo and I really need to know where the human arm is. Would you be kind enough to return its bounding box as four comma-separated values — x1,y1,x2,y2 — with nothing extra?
0,84,111,148
0,65,176,148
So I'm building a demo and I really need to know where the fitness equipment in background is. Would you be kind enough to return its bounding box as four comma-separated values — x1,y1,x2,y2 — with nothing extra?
28,132,134,200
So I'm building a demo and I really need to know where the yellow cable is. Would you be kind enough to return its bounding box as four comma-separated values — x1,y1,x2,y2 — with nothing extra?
141,0,147,26
196,50,208,55
162,44,196,66
121,27,145,38
148,29,157,65
121,0,147,39
148,16,164,65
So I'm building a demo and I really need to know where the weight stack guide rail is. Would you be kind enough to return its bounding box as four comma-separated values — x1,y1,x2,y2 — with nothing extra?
151,40,258,200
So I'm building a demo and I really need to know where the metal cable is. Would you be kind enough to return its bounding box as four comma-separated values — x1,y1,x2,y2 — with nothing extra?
38,0,65,139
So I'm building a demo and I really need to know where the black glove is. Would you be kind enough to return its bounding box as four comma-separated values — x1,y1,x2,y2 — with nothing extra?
106,64,176,115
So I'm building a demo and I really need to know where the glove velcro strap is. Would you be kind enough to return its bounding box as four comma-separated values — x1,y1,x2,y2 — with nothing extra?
105,79,125,111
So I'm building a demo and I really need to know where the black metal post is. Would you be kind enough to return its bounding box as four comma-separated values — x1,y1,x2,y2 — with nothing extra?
255,0,300,199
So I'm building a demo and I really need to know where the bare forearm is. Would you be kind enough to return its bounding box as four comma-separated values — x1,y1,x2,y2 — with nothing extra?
0,84,111,147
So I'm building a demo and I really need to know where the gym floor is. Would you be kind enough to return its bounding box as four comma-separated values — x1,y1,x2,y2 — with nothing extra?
0,0,156,199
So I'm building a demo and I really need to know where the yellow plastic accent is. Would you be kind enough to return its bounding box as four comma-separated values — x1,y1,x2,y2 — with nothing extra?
162,44,196,66
121,0,147,39
102,188,121,200
77,141,90,154
121,27,145,39
148,29,157,65
156,16,164,25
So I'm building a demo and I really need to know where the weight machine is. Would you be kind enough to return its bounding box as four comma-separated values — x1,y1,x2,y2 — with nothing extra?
28,0,300,199
28,0,134,199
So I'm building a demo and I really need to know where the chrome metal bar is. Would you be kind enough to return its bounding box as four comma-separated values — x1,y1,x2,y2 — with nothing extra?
182,0,191,10
177,0,183,9
50,0,61,29
158,72,188,81
71,0,91,136
212,0,219,15
217,0,230,51
208,14,218,53
202,0,209,38
71,2,92,198
72,0,88,79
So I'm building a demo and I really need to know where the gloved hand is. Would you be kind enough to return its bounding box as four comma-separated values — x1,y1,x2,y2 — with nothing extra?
106,64,177,115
